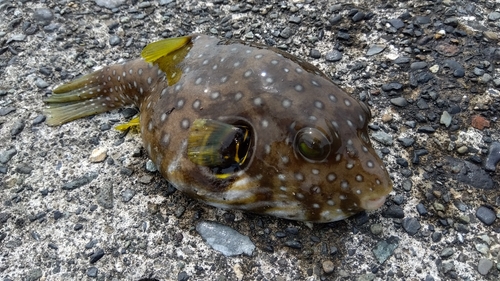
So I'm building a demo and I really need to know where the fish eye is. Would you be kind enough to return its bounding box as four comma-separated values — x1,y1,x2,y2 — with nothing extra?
294,127,331,162
187,119,253,179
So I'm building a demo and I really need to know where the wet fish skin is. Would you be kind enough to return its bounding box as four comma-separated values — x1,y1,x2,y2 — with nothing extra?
45,34,392,222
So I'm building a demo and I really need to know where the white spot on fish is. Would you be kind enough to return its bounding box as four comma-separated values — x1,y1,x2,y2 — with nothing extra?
327,173,336,182
367,160,374,168
162,133,170,146
138,68,143,75
177,99,185,108
261,119,269,128
213,64,218,70
255,54,263,59
281,156,289,164
356,175,363,182
329,94,337,103
282,99,292,108
264,144,271,154
192,99,201,109
202,59,209,65
160,112,168,122
271,60,278,65
314,101,324,109
234,92,243,101
253,97,262,106
294,84,304,92
344,99,352,106
244,70,252,78
175,84,182,92
233,61,241,67
210,92,220,100
195,77,202,85
147,77,152,84
181,119,190,129
294,172,304,181
220,76,228,83
161,88,168,96
148,120,153,131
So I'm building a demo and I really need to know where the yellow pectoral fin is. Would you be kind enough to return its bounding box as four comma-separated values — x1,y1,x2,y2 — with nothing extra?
141,36,192,64
187,119,236,167
115,116,141,132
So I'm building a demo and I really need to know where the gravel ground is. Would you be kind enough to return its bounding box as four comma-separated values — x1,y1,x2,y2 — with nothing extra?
1,0,500,280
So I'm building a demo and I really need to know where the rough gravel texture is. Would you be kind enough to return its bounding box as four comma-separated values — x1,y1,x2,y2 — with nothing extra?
1,0,499,280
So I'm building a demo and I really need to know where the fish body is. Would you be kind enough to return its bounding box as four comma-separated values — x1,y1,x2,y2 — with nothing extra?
45,34,392,222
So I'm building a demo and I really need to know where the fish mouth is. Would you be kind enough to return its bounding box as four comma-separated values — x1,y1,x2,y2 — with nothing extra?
360,195,387,211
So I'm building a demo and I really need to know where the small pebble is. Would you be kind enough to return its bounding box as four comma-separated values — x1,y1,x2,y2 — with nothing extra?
89,147,107,163
402,217,421,235
476,206,496,225
322,260,335,274
477,258,493,275
366,45,385,56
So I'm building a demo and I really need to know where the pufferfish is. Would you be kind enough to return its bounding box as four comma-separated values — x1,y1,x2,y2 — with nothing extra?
44,34,392,223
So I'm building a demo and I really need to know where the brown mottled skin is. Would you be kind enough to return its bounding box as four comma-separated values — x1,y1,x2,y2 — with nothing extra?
45,34,392,222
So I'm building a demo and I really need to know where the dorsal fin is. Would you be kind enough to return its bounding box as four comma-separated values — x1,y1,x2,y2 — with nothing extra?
141,36,192,63
140,36,193,86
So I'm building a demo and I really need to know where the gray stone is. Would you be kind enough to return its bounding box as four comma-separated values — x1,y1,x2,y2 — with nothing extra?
366,45,385,56
476,206,496,225
372,236,399,264
0,148,17,164
196,221,255,256
477,258,493,275
402,217,421,235
371,131,393,146
97,183,114,209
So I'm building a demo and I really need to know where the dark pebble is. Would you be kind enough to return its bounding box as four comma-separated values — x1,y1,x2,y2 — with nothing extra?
62,172,98,190
0,212,11,224
352,11,365,22
120,167,133,176
289,16,301,24
33,8,53,26
121,189,136,202
396,158,408,167
325,50,342,62
178,271,189,281
328,14,342,25
390,97,408,107
382,82,403,91
416,203,428,216
417,126,435,133
394,57,410,64
11,119,25,136
431,232,442,242
484,142,500,172
309,49,321,59
97,183,113,209
48,243,58,250
476,206,496,225
89,248,105,263
284,240,302,249
382,205,405,218
109,35,122,46
443,60,465,77
402,217,421,235
410,61,428,70
275,231,286,238
100,123,111,131
0,107,15,116
15,163,33,174
397,137,415,147
416,99,429,109
35,78,49,89
338,32,350,40
32,115,46,125
121,108,138,118
285,227,299,235
414,16,431,26
0,148,17,164
74,223,83,231
367,45,385,56
87,267,98,278
388,19,404,29
53,210,63,220
280,27,293,39
452,159,494,190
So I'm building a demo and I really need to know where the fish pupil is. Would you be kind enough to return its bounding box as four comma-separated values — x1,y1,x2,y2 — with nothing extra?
213,126,252,176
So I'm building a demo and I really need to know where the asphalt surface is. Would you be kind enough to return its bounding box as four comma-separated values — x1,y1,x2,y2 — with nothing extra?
1,0,499,280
